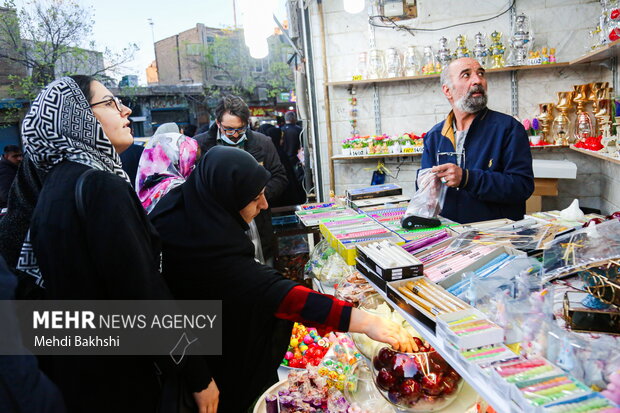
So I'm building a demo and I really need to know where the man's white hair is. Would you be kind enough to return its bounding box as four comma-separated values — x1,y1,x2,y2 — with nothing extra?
440,61,454,89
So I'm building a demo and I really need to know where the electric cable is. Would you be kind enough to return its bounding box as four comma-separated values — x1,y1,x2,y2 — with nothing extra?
368,0,515,36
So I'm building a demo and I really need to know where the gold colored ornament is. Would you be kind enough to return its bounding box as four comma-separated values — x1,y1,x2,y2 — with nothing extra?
552,91,574,145
538,103,555,143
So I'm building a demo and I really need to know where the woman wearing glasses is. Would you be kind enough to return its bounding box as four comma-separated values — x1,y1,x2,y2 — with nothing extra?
2,76,215,413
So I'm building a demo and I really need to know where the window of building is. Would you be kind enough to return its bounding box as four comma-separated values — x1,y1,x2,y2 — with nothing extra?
186,43,202,56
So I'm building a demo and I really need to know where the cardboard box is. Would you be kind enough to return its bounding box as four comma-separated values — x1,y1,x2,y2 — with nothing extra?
355,242,423,281
346,183,402,200
436,309,505,350
434,245,525,290
350,195,411,209
356,259,388,292
386,278,438,331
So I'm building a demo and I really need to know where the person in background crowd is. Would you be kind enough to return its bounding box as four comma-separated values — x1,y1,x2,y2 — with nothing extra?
3,75,215,413
0,145,23,209
135,133,199,213
276,115,285,128
263,125,306,207
281,111,302,168
181,124,197,137
121,123,183,188
150,146,415,413
120,141,144,188
421,57,534,223
194,95,287,263
195,123,211,136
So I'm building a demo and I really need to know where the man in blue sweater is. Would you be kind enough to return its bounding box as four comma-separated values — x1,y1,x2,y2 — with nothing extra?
421,57,534,223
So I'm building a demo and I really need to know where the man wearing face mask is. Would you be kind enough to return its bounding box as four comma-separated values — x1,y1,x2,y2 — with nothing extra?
194,95,288,263
421,57,534,224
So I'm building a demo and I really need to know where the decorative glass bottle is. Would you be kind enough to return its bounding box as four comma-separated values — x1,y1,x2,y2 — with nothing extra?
385,48,402,78
367,49,386,79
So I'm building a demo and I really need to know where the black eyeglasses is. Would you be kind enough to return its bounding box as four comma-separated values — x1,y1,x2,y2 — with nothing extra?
218,124,247,137
90,96,124,113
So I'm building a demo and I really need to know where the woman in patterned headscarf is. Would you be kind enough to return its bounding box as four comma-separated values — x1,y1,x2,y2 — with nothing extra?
1,76,215,413
136,133,199,213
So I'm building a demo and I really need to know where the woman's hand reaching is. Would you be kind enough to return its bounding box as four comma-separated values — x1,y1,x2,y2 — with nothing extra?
349,308,416,353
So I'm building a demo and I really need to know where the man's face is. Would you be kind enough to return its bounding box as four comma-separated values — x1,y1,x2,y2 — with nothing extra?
4,151,23,166
217,112,247,143
443,58,488,114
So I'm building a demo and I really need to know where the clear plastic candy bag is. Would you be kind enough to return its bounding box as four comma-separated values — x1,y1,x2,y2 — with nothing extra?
304,239,352,288
406,168,447,218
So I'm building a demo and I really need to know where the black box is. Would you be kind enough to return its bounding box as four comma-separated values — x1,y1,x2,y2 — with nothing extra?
346,184,402,201
356,259,387,292
355,245,423,281
386,279,436,332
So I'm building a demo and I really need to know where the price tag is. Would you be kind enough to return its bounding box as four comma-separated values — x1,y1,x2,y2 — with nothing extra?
402,147,416,153
352,75,363,81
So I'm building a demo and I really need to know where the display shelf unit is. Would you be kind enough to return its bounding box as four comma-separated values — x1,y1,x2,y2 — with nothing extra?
332,152,422,160
570,39,620,65
325,62,570,87
361,275,517,413
570,145,620,165
331,145,567,161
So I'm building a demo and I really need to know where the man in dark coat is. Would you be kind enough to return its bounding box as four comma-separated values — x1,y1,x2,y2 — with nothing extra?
194,96,288,262
281,111,302,167
0,145,23,209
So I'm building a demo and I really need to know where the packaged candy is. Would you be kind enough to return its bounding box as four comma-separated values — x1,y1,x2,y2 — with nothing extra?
318,333,362,390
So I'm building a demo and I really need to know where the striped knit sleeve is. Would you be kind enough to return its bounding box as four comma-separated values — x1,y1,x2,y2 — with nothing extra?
274,285,353,333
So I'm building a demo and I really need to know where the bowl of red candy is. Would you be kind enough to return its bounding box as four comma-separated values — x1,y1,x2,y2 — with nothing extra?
371,341,462,412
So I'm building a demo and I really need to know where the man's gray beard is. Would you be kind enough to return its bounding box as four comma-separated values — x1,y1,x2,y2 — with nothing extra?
454,93,487,113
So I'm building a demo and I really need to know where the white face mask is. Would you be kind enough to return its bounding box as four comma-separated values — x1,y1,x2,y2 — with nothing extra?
219,131,247,146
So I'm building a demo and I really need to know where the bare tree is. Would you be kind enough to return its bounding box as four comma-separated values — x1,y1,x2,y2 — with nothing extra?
0,0,137,91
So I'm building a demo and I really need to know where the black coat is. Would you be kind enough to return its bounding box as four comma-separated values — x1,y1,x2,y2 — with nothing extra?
29,161,210,413
0,255,66,413
0,158,18,209
281,123,302,167
194,124,288,259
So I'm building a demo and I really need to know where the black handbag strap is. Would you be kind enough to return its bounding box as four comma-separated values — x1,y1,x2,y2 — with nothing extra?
74,168,98,221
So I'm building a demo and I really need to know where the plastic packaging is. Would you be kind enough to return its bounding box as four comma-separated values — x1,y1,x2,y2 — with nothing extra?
304,239,352,287
559,199,586,222
401,169,447,229
317,333,363,391
542,219,620,282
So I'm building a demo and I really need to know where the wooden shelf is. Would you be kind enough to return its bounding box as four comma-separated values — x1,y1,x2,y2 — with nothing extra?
570,39,620,65
326,62,570,87
570,145,620,165
530,144,570,150
332,152,422,160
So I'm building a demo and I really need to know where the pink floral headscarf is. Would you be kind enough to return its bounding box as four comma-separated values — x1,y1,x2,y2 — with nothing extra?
136,133,199,213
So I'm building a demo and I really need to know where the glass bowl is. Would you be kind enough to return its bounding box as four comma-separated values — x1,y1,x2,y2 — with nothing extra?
344,361,394,412
351,294,394,358
371,345,463,412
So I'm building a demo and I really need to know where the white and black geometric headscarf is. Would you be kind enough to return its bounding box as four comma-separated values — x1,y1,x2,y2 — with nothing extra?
21,77,129,179
14,77,130,289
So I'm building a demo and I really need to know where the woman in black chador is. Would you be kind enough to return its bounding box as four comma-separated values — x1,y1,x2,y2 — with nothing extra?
150,146,415,412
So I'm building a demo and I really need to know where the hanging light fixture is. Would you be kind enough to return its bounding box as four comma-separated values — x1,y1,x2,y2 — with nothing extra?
240,0,276,51
247,37,269,59
343,0,365,14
